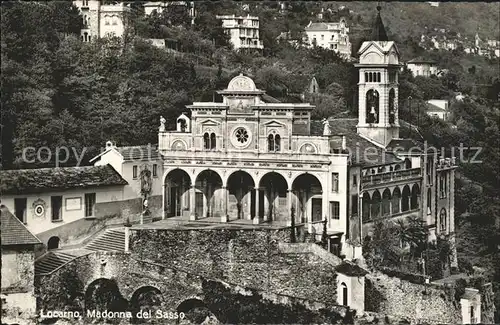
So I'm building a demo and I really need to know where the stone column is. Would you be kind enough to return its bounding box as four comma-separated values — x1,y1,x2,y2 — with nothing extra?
124,224,131,252
263,189,269,222
189,185,196,221
162,184,166,220
253,188,260,225
246,188,253,220
287,189,293,226
449,170,457,268
221,186,228,222
359,79,367,125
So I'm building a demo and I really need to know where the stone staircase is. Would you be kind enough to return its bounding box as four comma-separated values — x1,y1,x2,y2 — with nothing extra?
86,228,125,252
278,242,343,267
35,250,88,275
35,228,126,275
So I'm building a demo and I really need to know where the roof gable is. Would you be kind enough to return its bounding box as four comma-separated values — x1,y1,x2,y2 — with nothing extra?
1,207,41,246
90,146,123,163
358,41,399,58
117,145,161,161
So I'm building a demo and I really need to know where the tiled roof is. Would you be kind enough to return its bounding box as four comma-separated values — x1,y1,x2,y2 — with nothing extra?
116,145,161,161
0,164,128,195
407,56,436,64
386,139,423,153
335,261,369,277
371,8,388,42
311,118,401,167
305,22,340,31
1,207,41,246
426,102,446,112
358,41,397,55
261,93,281,103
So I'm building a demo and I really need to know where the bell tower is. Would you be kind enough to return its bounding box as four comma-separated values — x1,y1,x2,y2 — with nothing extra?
355,6,400,147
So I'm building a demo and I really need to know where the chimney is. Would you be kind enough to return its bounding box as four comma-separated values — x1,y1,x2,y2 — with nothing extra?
342,135,347,150
105,141,115,149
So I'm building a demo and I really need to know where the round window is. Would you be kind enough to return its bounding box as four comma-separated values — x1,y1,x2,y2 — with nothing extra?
235,127,249,144
34,205,45,217
231,127,252,149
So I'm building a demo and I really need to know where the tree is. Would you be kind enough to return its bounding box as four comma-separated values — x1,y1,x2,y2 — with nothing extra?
163,4,191,27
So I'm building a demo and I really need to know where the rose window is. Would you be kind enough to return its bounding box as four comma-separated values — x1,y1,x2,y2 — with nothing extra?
235,128,249,144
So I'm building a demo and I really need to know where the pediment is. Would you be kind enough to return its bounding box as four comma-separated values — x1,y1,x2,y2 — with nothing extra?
263,120,286,127
200,119,221,126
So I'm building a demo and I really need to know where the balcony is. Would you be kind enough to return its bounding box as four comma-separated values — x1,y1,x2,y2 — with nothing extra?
362,209,421,225
362,168,422,188
158,149,336,165
238,41,264,49
436,157,457,170
160,131,333,154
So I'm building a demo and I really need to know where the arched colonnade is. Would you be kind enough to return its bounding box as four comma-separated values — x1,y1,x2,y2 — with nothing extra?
163,168,327,224
361,183,420,222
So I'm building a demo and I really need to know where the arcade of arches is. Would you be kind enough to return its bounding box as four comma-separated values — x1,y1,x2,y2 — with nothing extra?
361,184,420,222
163,169,324,223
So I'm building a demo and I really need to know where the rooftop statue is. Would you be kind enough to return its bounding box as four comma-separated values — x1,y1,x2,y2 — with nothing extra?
159,116,166,132
323,118,332,136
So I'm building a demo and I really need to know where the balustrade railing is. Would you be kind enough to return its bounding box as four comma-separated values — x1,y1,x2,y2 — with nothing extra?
362,168,421,186
436,157,457,169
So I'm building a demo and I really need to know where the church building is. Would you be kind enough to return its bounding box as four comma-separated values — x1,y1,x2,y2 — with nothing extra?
157,6,457,260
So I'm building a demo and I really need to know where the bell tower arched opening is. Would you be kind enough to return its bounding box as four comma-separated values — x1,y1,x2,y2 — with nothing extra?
366,89,380,124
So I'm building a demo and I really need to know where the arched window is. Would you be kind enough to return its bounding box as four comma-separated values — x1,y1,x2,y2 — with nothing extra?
275,134,281,151
362,192,371,222
371,190,381,219
365,72,368,83
203,132,216,150
377,72,381,82
402,186,410,212
427,189,432,214
405,158,412,169
439,208,447,232
366,90,379,123
395,164,401,171
47,236,60,250
389,88,396,124
268,134,274,151
368,72,373,82
112,16,118,26
88,35,91,42
104,16,110,25
411,184,420,210
341,282,348,306
83,32,88,42
382,189,391,216
210,133,216,149
268,133,281,152
392,187,401,214
203,132,210,149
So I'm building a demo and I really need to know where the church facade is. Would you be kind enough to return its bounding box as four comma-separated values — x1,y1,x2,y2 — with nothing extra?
159,74,351,247
157,8,456,260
